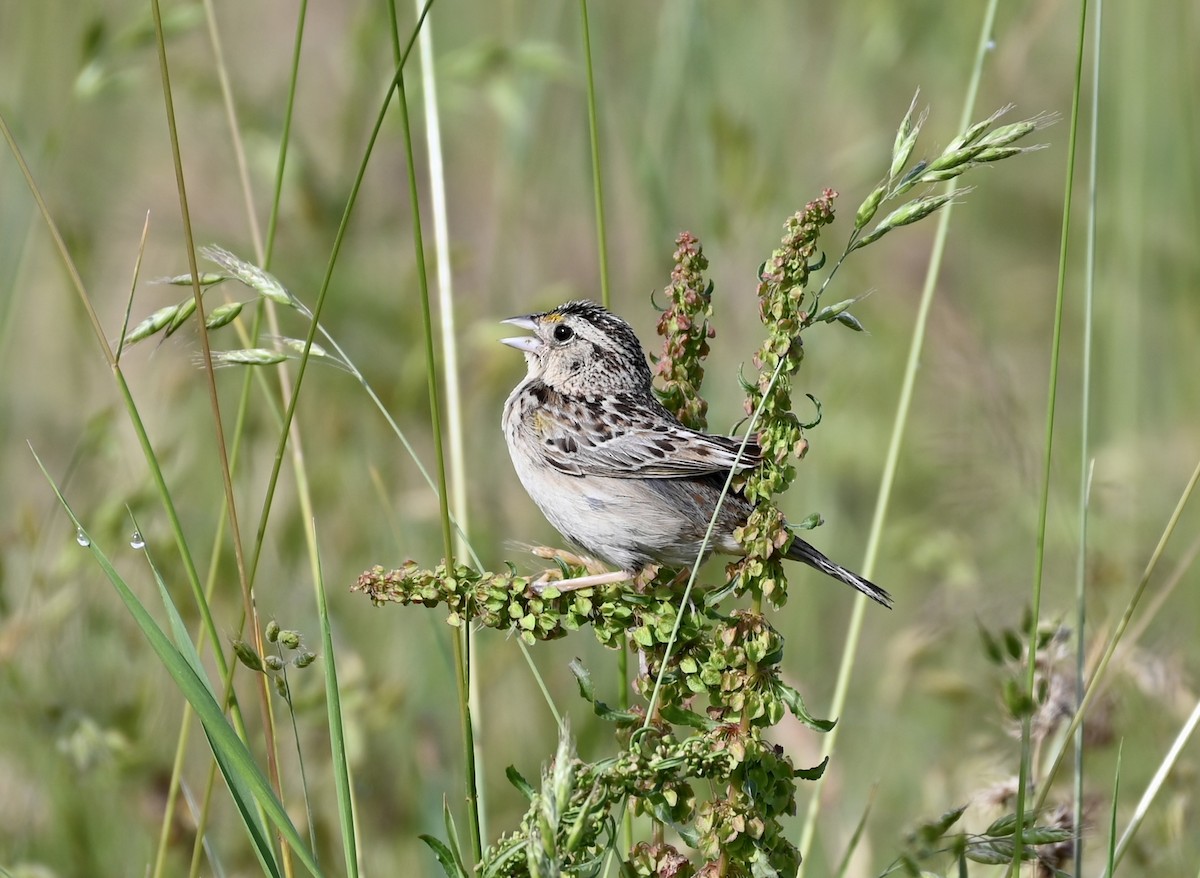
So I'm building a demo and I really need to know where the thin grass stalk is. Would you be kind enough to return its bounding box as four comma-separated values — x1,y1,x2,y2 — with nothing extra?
413,2,466,563
264,0,308,267
0,110,261,875
387,0,482,862
618,642,632,854
1119,533,1200,652
1035,453,1200,811
147,3,289,870
1010,4,1089,871
579,0,611,309
115,211,151,360
244,0,435,592
0,115,114,366
1105,742,1121,878
200,0,264,260
794,2,1000,870
1106,696,1200,874
166,3,312,870
178,303,296,878
276,661,320,860
579,0,624,848
312,534,359,877
411,0,489,842
1074,1,1104,874
0,205,36,364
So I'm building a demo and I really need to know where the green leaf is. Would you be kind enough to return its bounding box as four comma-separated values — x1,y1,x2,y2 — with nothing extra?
507,765,537,801
795,756,829,781
569,658,639,723
442,797,469,878
798,393,823,430
778,682,835,732
658,704,716,730
33,452,321,877
135,518,281,878
420,835,468,878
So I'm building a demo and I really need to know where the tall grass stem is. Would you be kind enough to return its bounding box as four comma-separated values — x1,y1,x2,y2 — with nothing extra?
1074,0,1104,873
579,0,611,309
1011,3,1088,870
387,0,482,862
794,1,999,870
413,2,488,840
148,1,290,867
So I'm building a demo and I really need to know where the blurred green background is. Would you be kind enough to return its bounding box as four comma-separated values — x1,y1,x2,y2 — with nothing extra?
2,1,1198,875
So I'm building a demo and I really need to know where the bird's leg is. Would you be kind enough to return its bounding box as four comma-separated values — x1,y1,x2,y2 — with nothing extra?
526,546,632,593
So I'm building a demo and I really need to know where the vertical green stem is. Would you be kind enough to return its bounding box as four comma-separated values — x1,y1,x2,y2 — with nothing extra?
1011,1,1089,872
148,1,289,869
411,0,487,841
579,0,611,308
794,2,999,871
388,1,482,861
1075,0,1104,874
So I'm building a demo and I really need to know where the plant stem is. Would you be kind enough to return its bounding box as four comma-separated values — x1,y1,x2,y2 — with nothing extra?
579,0,611,309
1074,1,1104,874
1011,2,1088,871
149,0,291,867
794,2,999,871
389,0,481,861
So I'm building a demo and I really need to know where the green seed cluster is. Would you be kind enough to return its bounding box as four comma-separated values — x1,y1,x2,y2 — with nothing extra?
731,191,839,608
354,563,704,649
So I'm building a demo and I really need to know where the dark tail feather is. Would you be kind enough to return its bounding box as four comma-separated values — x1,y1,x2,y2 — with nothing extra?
786,537,893,609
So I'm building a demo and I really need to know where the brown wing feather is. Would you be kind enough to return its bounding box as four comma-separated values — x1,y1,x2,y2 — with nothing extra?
537,392,761,479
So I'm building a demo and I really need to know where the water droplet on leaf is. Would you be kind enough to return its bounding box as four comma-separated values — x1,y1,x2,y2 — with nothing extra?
130,531,145,550
75,528,91,547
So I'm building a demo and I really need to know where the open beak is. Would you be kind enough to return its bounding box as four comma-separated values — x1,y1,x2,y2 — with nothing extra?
500,315,543,354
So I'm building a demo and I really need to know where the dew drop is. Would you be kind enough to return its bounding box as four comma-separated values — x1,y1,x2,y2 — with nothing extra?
986,39,997,51
75,527,91,547
130,531,146,550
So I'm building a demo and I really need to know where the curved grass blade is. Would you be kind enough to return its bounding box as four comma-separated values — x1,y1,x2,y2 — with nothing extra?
32,448,322,877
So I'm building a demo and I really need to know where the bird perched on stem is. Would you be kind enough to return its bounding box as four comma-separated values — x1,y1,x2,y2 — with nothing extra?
501,299,892,608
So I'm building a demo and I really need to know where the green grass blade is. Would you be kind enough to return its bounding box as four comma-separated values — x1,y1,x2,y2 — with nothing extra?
420,834,469,878
314,536,359,877
833,783,877,878
1103,740,1122,878
578,0,611,308
32,449,322,878
1110,694,1200,871
1012,0,1090,871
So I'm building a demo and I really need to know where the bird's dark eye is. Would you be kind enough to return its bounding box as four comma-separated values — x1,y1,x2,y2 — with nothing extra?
552,324,575,342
